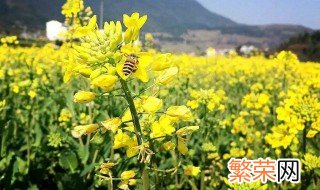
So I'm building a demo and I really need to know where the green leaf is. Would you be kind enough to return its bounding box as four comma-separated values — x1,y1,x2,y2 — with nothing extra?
77,145,89,165
90,132,104,145
27,184,39,190
80,163,96,177
314,168,320,176
61,130,79,148
59,151,78,172
12,157,28,176
307,184,314,190
1,121,11,157
33,124,42,147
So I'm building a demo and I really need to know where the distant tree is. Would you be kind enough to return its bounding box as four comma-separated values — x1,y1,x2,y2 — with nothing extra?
278,31,320,62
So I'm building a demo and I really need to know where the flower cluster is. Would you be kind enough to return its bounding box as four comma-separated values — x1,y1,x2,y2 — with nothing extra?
187,89,226,112
64,12,198,189
0,36,19,47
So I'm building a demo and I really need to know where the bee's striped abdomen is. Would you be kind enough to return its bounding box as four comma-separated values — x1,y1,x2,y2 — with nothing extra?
123,61,135,76
123,54,139,76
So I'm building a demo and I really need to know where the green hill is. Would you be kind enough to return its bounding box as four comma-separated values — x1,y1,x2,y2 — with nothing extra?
0,0,237,34
0,0,313,52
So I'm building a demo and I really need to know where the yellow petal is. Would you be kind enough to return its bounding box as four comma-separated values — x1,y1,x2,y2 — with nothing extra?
90,74,117,91
113,129,131,149
184,165,201,176
176,126,199,136
306,130,318,138
126,146,139,158
88,15,97,29
166,106,192,121
138,15,148,28
101,118,122,133
71,124,99,138
73,91,96,103
156,67,179,85
121,170,136,180
123,14,130,27
162,141,176,151
178,139,188,155
132,12,140,20
142,96,163,114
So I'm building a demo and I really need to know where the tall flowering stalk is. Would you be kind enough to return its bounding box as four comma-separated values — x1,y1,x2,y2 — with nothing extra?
65,11,198,189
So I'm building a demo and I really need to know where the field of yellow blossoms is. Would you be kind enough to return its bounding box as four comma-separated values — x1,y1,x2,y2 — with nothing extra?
0,1,319,189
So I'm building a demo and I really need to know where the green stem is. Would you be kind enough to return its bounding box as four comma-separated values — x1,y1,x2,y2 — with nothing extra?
110,133,115,161
302,125,307,154
108,133,115,190
187,179,199,190
200,154,205,190
26,99,34,169
120,78,150,190
172,149,179,189
301,123,309,190
142,167,150,190
200,170,205,190
120,79,143,144
87,150,99,179
150,140,160,188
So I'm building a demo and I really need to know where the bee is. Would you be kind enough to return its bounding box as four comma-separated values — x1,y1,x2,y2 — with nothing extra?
123,54,139,76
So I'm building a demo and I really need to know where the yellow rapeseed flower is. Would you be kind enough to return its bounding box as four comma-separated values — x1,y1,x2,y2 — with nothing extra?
118,170,137,189
142,96,163,114
151,53,172,71
73,91,96,103
184,165,201,176
113,129,131,149
71,124,99,138
123,12,147,43
101,118,122,133
28,90,37,99
162,141,176,151
116,44,152,82
99,162,115,175
165,106,192,121
121,170,136,179
306,130,318,138
303,153,320,170
176,126,199,136
0,99,6,111
90,74,117,91
155,67,179,85
150,116,175,139
74,15,97,37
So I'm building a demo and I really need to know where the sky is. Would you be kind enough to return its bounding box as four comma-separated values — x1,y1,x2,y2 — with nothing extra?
197,0,320,29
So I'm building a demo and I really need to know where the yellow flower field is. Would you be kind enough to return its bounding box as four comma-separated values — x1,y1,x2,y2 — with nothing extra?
0,0,319,189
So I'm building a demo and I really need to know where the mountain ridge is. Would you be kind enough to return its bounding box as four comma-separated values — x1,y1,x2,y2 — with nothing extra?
0,0,239,34
0,0,313,52
87,0,238,34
